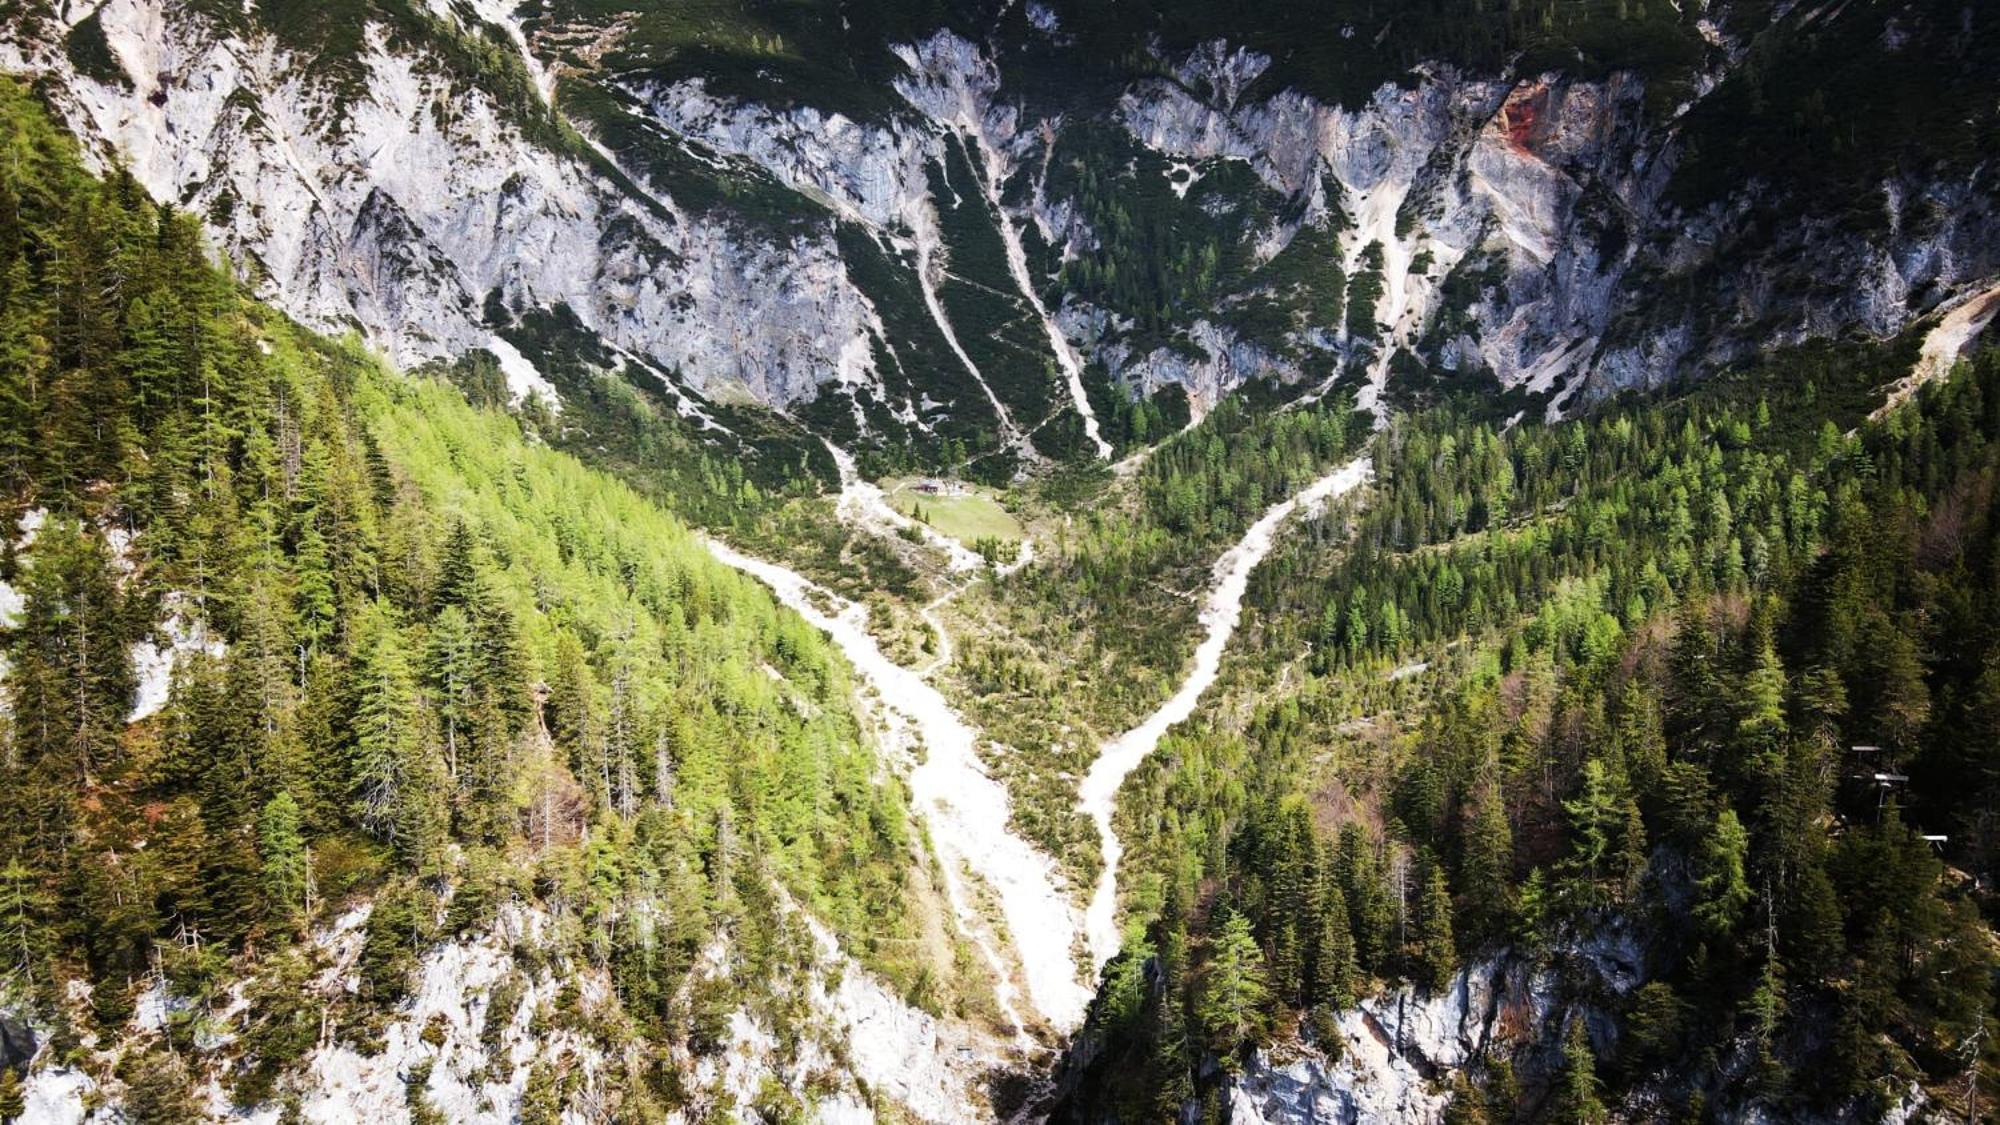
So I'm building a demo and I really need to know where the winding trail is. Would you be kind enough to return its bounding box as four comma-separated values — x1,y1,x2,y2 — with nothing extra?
702,533,1089,1039
820,437,1037,675
1078,455,1374,972
1111,399,1209,478
823,438,1038,579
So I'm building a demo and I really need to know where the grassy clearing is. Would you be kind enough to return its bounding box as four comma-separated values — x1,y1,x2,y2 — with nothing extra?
887,480,1025,543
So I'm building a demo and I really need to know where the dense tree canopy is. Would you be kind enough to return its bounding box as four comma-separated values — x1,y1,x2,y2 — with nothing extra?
1060,345,2000,1120
0,77,943,1118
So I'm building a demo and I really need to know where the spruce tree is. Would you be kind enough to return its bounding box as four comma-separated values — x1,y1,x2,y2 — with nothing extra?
1310,879,1358,1012
546,629,602,806
119,1048,202,1125
350,606,418,837
1197,910,1269,1068
0,1065,22,1125
1558,758,1624,909
292,526,337,657
434,518,481,612
1485,1057,1521,1122
348,602,447,872
1413,857,1456,994
1693,808,1751,939
1440,1072,1489,1125
1514,867,1551,958
1148,984,1195,1122
428,605,481,783
1269,920,1303,1011
1611,681,1667,793
120,291,181,427
7,519,132,852
1745,944,1789,1098
1548,1019,1608,1125
1336,822,1391,971
258,791,309,925
1460,776,1514,945
520,1058,562,1125
0,856,46,978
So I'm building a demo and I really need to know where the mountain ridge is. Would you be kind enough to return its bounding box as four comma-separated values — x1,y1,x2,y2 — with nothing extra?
6,0,1993,474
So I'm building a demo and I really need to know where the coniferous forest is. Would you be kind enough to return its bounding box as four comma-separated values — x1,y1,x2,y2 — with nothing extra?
0,79,942,1121
0,0,1998,1119
1069,348,2000,1120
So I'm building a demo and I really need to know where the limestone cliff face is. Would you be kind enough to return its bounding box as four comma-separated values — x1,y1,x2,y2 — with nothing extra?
0,0,887,408
6,1,1992,438
1215,931,1944,1125
1112,29,1999,417
11,898,1011,1124
1222,933,1642,1125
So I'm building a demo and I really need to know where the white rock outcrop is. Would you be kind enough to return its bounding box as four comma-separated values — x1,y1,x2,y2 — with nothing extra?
12,3,1987,438
1228,932,1644,1125
1,0,885,408
1117,38,1999,416
9,893,1016,1123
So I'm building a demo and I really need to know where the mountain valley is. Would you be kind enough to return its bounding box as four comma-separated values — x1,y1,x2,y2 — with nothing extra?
0,1,1996,1122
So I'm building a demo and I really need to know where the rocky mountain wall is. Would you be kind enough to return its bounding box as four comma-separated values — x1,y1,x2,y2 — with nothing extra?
7,1,1994,443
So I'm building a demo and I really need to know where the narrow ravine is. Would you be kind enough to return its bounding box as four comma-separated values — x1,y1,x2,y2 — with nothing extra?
1295,179,1426,426
960,133,1115,459
912,231,1023,443
467,0,559,107
1351,183,1420,421
1078,455,1374,971
701,538,1092,1038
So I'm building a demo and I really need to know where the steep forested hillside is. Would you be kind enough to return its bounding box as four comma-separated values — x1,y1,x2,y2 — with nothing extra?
1057,343,2000,1121
0,78,998,1121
